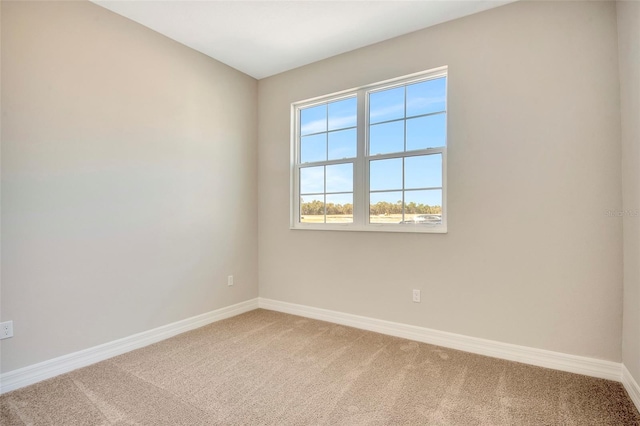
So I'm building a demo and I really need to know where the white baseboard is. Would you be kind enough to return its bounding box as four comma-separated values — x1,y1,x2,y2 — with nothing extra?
258,298,622,382
622,365,640,411
1,297,628,397
0,298,259,394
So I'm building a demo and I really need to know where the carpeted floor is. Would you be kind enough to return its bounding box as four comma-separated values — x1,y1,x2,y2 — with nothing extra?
1,309,639,425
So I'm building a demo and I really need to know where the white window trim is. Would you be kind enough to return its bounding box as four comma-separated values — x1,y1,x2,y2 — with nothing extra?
290,66,448,233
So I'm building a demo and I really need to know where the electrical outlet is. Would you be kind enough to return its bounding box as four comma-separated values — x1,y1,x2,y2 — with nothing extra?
228,275,234,286
0,321,14,339
412,289,421,303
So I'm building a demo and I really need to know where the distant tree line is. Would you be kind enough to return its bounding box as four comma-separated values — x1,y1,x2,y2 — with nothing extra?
370,201,442,215
302,200,353,215
301,200,441,215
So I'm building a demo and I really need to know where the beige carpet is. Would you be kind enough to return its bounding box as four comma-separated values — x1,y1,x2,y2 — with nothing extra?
1,309,639,425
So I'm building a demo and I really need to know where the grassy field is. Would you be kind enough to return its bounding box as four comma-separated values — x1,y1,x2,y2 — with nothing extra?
301,214,414,224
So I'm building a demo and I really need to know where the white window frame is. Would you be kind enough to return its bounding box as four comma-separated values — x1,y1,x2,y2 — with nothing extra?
290,66,448,233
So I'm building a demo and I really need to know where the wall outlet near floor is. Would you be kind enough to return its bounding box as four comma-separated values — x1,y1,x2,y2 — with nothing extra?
228,275,234,286
0,321,14,339
412,289,421,303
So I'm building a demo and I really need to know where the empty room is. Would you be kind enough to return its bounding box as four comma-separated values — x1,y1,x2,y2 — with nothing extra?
1,0,639,424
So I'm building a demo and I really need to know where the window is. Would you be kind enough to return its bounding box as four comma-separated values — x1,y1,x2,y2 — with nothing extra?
291,67,447,233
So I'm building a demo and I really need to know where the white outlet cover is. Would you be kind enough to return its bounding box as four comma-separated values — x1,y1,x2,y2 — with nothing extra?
0,321,14,339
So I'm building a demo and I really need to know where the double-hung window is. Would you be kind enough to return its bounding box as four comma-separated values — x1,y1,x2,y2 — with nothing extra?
291,67,447,233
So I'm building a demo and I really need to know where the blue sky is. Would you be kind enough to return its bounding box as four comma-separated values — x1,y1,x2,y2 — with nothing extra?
300,78,446,162
369,155,442,191
300,164,353,194
369,77,446,124
300,97,356,135
300,156,441,205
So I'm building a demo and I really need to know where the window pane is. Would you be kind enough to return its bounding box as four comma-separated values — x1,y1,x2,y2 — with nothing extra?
405,154,442,189
370,158,402,191
300,104,326,135
326,163,353,193
406,77,446,117
300,194,324,223
369,121,404,155
369,87,404,124
406,114,446,150
328,98,357,131
301,133,326,163
300,166,324,194
404,190,442,222
328,128,356,160
369,191,402,224
326,193,353,223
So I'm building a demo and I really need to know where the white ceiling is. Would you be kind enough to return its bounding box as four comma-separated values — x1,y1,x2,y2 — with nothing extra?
92,1,516,80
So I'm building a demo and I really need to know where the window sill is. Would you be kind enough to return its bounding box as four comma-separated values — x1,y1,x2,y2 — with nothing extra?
290,224,448,234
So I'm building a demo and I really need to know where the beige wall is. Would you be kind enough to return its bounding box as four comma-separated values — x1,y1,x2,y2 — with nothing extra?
1,1,258,372
258,1,623,361
618,0,640,382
